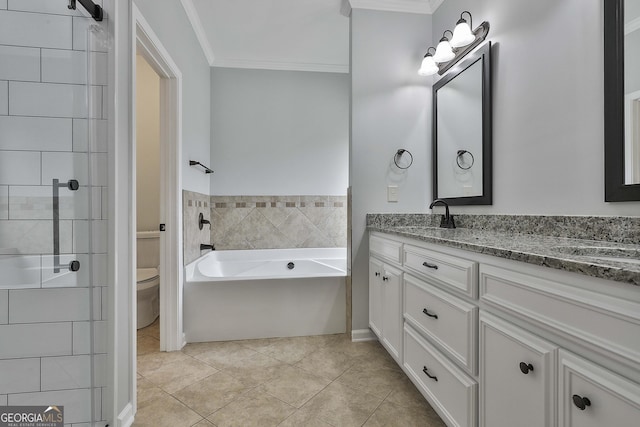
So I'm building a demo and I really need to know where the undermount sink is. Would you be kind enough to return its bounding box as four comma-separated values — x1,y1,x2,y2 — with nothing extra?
395,226,451,232
584,256,640,266
553,245,640,266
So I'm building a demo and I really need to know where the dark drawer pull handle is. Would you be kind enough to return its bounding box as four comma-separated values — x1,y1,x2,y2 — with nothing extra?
375,271,380,277
519,362,534,374
422,261,438,269
422,366,438,381
422,308,438,319
382,276,389,281
572,395,591,411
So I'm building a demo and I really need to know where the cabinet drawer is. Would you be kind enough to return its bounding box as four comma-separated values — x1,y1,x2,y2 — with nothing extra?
558,350,640,427
404,324,477,427
480,264,640,367
370,234,402,264
404,274,478,374
404,244,477,298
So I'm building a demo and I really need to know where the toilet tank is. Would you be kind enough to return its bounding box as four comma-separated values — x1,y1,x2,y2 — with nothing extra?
137,231,160,269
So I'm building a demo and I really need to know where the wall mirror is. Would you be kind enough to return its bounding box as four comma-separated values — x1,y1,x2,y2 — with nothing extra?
432,41,492,205
604,0,640,201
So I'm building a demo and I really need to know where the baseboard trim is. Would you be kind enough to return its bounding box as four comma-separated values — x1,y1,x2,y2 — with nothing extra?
351,328,377,342
117,403,134,427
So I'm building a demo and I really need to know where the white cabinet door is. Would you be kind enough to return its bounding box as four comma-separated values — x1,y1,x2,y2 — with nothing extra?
381,264,403,363
369,257,384,338
479,312,557,427
558,350,640,427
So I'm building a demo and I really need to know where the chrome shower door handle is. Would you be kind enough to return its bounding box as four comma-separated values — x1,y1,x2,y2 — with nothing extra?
52,179,81,273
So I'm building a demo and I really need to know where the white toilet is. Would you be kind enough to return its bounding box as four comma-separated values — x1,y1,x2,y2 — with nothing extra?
137,231,160,329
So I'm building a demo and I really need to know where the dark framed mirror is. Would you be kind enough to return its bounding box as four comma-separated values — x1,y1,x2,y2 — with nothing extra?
604,0,640,201
432,41,492,205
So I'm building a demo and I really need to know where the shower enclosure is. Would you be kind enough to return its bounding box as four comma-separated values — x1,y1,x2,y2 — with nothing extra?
0,1,111,425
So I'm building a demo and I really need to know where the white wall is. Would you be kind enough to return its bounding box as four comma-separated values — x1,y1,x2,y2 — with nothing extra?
134,0,211,195
210,68,349,196
135,55,160,232
432,0,640,215
350,9,433,331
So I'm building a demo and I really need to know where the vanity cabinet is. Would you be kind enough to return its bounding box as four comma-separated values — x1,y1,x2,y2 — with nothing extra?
368,230,640,427
558,350,640,427
369,236,404,364
479,312,556,427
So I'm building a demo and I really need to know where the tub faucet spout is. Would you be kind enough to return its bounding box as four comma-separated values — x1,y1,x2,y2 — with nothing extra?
200,244,215,251
429,199,456,229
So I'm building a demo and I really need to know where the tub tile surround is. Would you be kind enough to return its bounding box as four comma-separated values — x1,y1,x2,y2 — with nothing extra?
183,190,212,265
210,195,347,251
367,213,640,285
0,4,109,424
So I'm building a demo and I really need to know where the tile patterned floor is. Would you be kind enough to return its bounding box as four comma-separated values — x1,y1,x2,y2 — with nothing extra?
134,320,446,427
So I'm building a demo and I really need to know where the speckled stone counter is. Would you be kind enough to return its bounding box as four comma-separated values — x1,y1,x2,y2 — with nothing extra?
367,214,640,286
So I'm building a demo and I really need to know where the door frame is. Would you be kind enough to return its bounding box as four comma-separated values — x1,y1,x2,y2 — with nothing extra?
130,3,184,407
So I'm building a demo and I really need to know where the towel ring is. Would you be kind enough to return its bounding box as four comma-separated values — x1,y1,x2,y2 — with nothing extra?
394,149,413,169
456,150,475,170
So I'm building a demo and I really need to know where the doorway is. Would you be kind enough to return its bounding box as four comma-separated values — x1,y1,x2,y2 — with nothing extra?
135,54,162,351
131,8,184,413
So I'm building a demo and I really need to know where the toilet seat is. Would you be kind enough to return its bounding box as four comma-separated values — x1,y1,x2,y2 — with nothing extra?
137,267,159,285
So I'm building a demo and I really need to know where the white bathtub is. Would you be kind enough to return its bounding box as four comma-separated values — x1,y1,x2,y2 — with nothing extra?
184,248,347,342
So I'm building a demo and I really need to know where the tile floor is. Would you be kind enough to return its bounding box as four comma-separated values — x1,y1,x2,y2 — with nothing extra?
135,320,446,427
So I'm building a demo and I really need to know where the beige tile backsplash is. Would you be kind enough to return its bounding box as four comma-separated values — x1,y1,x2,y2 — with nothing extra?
210,195,347,251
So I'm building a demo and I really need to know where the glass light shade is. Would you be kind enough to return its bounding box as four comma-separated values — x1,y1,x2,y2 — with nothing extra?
433,39,455,63
418,55,439,76
450,21,475,48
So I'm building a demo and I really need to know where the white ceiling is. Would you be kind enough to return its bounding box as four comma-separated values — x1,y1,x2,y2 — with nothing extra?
181,0,444,73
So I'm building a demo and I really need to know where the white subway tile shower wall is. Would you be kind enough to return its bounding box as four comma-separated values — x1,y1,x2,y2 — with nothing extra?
0,81,7,115
0,290,7,324
7,0,102,17
0,11,72,49
0,116,73,151
0,185,7,219
0,5,108,424
8,389,92,424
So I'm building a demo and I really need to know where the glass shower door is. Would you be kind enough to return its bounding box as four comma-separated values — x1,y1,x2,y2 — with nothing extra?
0,3,109,426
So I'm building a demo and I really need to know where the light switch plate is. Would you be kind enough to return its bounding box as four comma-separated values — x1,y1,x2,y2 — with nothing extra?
387,185,398,202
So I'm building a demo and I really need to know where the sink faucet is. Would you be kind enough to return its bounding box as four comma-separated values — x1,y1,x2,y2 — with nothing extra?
200,244,215,251
429,199,456,229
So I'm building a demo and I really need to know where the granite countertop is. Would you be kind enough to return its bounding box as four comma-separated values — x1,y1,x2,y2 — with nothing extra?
368,225,640,286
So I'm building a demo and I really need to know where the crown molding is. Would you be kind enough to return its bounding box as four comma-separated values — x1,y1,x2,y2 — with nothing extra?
345,0,445,15
212,58,349,74
180,0,216,65
430,0,445,13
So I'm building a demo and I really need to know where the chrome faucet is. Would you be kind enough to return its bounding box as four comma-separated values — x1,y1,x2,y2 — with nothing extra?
429,199,456,229
200,244,215,251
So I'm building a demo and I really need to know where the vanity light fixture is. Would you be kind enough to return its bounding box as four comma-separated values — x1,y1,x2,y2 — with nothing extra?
418,47,439,76
433,30,455,63
450,11,476,48
418,11,490,76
